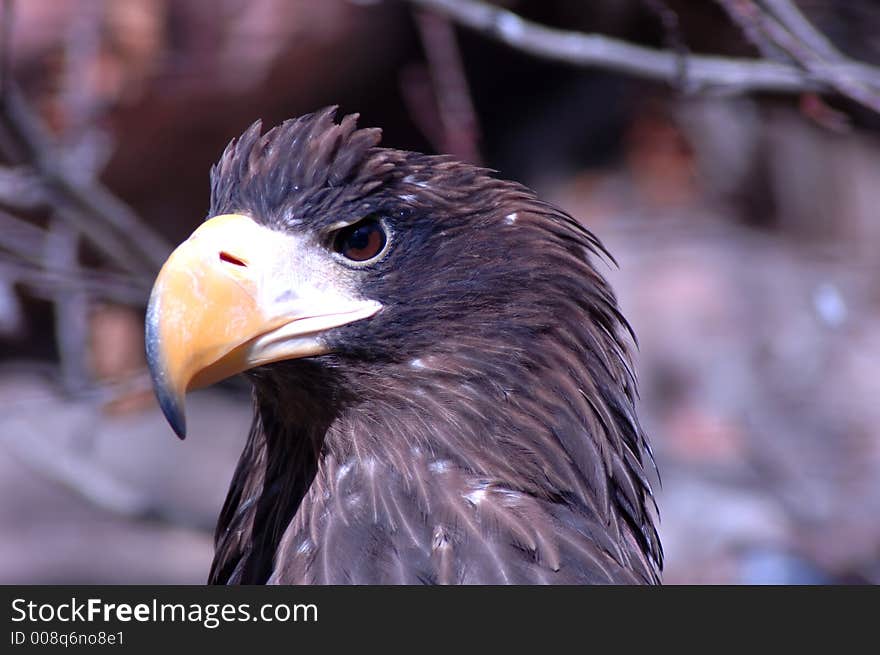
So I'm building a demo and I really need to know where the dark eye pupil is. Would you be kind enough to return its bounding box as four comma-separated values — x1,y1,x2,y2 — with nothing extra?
348,225,372,250
334,218,387,262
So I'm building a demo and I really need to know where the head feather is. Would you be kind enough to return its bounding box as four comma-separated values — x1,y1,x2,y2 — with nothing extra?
209,107,388,226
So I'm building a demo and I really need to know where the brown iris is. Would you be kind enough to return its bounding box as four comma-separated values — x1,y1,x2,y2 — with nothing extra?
333,217,388,263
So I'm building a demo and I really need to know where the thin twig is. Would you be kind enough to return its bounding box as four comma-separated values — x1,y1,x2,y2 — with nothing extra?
414,10,483,164
0,165,47,210
45,217,91,394
405,0,880,111
0,86,171,279
762,0,840,61
757,0,877,112
0,206,46,256
0,205,151,304
0,0,12,96
0,255,149,305
0,2,168,281
641,0,691,89
60,0,104,134
715,0,793,62
716,0,880,113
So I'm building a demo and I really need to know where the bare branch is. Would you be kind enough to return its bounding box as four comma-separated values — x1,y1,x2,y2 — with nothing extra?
0,206,46,256
761,0,840,61
0,165,47,210
0,254,149,306
45,217,91,394
405,0,880,111
0,87,172,279
716,0,880,114
0,0,12,96
641,0,690,85
59,0,105,135
715,0,793,62
0,207,150,305
413,9,483,163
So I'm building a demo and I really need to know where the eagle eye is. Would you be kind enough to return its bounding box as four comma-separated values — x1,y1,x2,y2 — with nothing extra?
332,217,388,264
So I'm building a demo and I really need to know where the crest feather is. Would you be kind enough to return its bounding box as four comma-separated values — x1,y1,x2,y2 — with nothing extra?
209,107,386,224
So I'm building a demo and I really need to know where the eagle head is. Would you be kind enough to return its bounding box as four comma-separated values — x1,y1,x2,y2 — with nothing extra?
146,107,661,584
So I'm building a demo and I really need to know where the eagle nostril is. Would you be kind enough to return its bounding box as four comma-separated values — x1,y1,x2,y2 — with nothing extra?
219,252,247,267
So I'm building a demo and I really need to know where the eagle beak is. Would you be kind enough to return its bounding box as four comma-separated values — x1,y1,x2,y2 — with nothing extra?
145,213,381,439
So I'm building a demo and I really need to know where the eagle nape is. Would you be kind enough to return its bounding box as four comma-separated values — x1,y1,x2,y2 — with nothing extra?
145,107,662,584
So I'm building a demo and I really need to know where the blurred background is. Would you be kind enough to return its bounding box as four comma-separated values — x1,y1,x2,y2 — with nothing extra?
2,0,879,584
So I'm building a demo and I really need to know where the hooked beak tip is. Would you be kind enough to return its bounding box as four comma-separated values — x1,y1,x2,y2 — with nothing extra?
146,298,186,439
145,298,186,440
155,381,187,440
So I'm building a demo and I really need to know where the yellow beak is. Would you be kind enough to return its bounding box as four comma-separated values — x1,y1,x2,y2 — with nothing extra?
145,214,381,438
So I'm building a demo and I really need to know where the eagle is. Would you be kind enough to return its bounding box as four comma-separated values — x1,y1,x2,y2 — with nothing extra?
145,107,662,584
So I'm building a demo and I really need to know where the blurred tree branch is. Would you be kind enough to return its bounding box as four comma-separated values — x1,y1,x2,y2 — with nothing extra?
716,0,880,114
0,0,167,401
0,0,170,287
761,0,840,60
406,0,880,114
0,87,171,280
406,9,483,163
0,0,11,96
